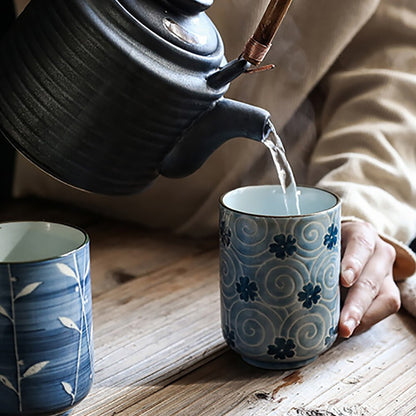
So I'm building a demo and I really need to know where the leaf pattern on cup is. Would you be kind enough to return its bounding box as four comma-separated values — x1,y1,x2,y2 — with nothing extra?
22,362,49,379
61,381,76,402
0,266,44,412
59,317,81,333
58,253,93,406
0,305,12,322
0,375,17,394
57,263,78,279
14,282,43,301
0,252,92,412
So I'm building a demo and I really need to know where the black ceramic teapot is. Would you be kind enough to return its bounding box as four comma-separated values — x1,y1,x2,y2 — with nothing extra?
0,0,292,194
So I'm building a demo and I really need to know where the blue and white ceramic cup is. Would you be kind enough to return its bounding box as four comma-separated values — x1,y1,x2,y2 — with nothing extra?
219,185,341,370
0,222,93,415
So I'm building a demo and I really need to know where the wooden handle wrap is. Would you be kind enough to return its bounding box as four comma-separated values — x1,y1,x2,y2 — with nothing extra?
242,0,293,65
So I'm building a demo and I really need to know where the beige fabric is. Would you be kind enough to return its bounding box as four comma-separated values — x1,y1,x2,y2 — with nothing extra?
14,0,30,15
13,0,416,278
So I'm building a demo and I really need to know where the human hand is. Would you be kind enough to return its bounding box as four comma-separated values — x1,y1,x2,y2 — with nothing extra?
338,221,401,338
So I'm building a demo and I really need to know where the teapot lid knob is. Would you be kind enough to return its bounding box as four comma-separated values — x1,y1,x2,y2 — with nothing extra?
164,0,214,15
111,0,222,58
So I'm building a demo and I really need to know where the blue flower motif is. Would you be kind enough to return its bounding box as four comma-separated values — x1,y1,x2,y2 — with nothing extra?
236,276,258,302
297,283,322,309
219,220,231,247
324,223,338,250
223,325,235,348
325,326,338,346
267,337,296,360
269,234,297,259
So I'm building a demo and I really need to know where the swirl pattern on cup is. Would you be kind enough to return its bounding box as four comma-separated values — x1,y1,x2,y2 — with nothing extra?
231,303,282,356
219,193,341,369
294,219,327,256
258,262,307,307
285,308,330,352
220,249,239,300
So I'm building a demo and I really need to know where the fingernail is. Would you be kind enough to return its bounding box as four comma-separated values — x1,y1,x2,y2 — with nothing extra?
344,318,357,338
342,267,355,286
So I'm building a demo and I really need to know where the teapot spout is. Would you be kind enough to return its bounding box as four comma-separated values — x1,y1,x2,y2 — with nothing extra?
159,98,271,178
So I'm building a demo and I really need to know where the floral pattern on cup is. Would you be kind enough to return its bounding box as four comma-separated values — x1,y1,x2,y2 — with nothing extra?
267,337,296,360
236,276,258,302
269,234,297,259
219,221,232,247
297,283,322,309
325,326,338,346
223,325,236,348
324,224,339,250
219,186,341,370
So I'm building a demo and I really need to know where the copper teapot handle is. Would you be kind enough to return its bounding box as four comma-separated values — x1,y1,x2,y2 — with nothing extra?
242,0,294,66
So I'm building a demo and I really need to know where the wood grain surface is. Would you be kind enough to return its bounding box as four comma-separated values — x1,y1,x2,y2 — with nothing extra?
1,198,415,416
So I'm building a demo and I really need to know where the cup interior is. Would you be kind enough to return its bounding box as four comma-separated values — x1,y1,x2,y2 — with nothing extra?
0,221,88,263
221,185,339,216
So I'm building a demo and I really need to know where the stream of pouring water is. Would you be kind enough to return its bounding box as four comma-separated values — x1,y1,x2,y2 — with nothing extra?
262,120,301,215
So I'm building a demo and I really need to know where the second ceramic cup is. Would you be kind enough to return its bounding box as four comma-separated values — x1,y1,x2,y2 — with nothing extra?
0,221,94,416
219,185,341,370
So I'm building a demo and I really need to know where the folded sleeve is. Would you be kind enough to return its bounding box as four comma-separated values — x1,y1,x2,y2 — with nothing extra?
307,0,416,278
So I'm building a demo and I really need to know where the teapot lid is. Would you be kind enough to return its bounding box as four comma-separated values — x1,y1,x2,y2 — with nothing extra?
117,0,220,57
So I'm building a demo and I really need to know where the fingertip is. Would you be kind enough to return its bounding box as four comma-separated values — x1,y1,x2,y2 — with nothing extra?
341,267,355,287
338,318,357,338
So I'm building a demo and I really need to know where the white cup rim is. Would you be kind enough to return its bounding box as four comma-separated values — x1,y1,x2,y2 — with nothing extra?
0,221,89,264
220,185,341,218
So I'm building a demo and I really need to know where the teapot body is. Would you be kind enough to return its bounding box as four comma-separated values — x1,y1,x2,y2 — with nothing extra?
0,0,226,194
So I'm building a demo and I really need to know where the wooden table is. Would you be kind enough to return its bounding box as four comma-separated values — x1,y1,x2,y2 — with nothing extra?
2,198,416,416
